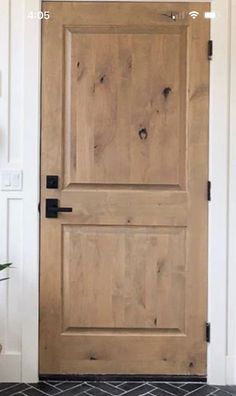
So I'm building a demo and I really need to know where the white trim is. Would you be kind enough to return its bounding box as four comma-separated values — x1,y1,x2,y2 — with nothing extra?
0,0,41,383
0,0,26,382
226,0,236,386
0,0,10,168
207,0,230,386
0,0,10,356
21,0,41,383
0,353,21,382
0,0,233,384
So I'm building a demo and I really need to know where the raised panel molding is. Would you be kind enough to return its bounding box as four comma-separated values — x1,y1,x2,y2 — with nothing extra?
62,225,186,333
63,26,187,188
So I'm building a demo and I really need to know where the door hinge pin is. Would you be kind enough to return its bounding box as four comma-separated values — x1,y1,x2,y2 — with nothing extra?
208,181,211,201
208,40,213,61
206,322,211,343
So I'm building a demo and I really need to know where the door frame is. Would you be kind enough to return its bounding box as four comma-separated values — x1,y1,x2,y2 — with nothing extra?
21,0,231,384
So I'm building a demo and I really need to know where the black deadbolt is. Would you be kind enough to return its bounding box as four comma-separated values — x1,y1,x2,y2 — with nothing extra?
46,175,59,189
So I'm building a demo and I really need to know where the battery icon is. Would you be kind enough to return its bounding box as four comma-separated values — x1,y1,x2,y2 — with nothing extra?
204,12,216,19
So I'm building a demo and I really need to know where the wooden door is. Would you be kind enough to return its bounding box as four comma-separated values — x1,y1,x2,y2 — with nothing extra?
40,2,210,375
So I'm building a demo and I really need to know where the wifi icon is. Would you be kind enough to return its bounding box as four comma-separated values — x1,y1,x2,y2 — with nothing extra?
189,11,200,19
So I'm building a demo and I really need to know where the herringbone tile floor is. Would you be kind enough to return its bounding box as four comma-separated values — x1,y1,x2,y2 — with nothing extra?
0,382,234,396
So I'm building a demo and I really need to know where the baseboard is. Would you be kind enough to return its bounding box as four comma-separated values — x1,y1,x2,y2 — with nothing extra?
39,374,207,382
226,355,236,385
0,353,21,382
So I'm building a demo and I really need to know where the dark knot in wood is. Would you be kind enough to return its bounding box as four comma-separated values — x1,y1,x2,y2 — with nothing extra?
163,87,172,98
100,74,106,83
139,128,148,140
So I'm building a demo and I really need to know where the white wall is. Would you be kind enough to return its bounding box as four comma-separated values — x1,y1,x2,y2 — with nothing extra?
0,0,40,382
0,0,235,384
0,0,25,381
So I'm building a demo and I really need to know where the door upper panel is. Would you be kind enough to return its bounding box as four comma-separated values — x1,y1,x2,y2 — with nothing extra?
64,26,187,186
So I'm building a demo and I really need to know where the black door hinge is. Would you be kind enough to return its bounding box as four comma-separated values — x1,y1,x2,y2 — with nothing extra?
206,322,211,343
208,40,213,61
208,181,211,201
38,202,41,213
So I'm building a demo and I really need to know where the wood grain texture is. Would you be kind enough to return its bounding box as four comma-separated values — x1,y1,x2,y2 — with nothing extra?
64,27,185,186
62,225,186,331
40,2,210,375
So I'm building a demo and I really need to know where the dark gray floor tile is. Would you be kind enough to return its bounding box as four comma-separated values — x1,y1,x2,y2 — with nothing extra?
186,386,218,396
29,382,60,395
121,384,154,396
47,382,63,386
0,382,229,396
24,389,50,396
56,382,84,391
151,388,180,396
152,383,188,396
217,387,236,396
60,384,92,396
0,384,19,392
10,393,28,396
87,382,124,395
180,384,206,392
118,382,145,391
213,391,233,396
86,388,110,396
0,385,30,396
106,382,126,386
74,393,92,396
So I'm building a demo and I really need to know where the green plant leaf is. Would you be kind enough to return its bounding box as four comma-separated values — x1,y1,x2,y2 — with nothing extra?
0,263,12,272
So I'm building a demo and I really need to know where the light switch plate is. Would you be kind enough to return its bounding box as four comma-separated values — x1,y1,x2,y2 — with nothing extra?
1,170,23,191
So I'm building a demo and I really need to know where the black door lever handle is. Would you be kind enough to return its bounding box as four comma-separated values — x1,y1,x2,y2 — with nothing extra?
46,198,73,218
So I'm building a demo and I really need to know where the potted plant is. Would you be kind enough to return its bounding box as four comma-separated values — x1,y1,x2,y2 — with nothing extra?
0,263,12,353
